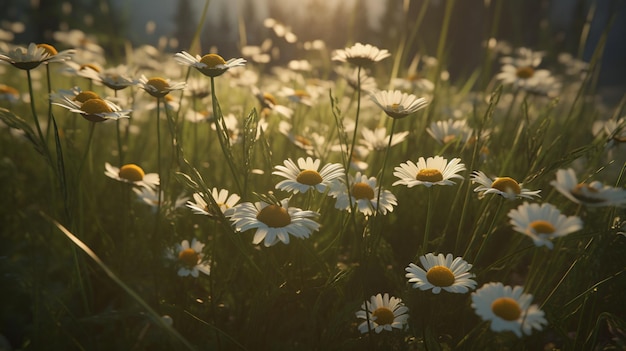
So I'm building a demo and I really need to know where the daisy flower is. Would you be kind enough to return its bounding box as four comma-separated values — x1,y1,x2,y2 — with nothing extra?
330,172,397,216
0,84,21,103
174,51,246,77
356,293,409,334
0,43,74,70
96,64,137,90
391,73,434,93
471,170,541,200
133,187,189,212
426,119,473,146
104,162,159,189
550,168,626,207
471,282,547,337
273,157,344,194
405,253,477,294
254,89,293,119
165,239,210,278
359,126,409,151
332,42,390,66
495,47,552,90
137,75,186,98
186,188,241,217
335,66,378,92
508,202,583,249
227,198,320,247
52,95,131,122
593,117,626,149
278,121,325,156
369,90,428,119
393,156,466,188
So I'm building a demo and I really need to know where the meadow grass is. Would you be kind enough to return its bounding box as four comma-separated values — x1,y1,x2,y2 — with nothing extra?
1,1,625,350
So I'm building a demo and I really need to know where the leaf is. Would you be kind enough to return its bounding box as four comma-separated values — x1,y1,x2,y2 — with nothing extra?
42,212,197,351
0,107,46,158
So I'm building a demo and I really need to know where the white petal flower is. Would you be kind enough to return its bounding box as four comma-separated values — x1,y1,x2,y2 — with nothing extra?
405,253,477,294
393,156,466,188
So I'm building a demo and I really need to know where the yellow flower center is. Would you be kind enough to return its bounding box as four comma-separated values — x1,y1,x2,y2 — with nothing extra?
491,297,522,321
256,205,291,228
263,93,277,106
491,177,521,194
372,307,395,326
296,170,323,186
81,98,112,114
407,73,421,81
516,66,535,79
571,183,604,204
74,91,101,103
352,182,375,200
529,220,556,234
415,168,444,183
178,248,199,267
37,43,58,56
80,63,101,72
426,265,455,287
118,164,145,182
0,84,19,96
294,135,312,147
442,135,457,144
294,89,309,98
146,77,170,92
388,103,401,112
200,53,226,68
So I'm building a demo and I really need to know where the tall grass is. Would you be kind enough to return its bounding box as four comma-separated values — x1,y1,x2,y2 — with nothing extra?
0,1,625,350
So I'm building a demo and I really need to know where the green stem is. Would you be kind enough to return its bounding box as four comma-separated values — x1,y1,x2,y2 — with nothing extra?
114,90,124,164
77,122,96,179
422,187,434,253
26,69,51,161
473,196,504,263
155,97,163,238
210,76,243,195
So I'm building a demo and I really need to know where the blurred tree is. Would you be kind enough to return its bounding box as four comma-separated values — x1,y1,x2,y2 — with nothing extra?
173,0,197,51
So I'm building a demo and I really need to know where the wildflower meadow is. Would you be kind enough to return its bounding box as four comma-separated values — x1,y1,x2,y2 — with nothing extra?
1,1,626,350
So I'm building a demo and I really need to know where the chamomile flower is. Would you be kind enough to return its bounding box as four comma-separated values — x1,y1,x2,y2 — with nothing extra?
174,51,246,77
52,95,130,122
186,188,241,217
405,253,477,294
227,198,320,247
359,126,409,151
0,84,20,103
593,117,626,149
550,168,626,207
273,157,344,194
369,90,428,119
330,172,397,216
356,293,409,334
0,43,74,70
508,202,583,249
471,171,541,200
96,64,137,90
254,89,293,119
165,239,210,278
393,156,466,188
104,162,159,189
137,75,186,98
471,282,547,337
133,187,189,212
332,43,390,66
278,121,325,156
426,119,473,146
496,47,552,90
